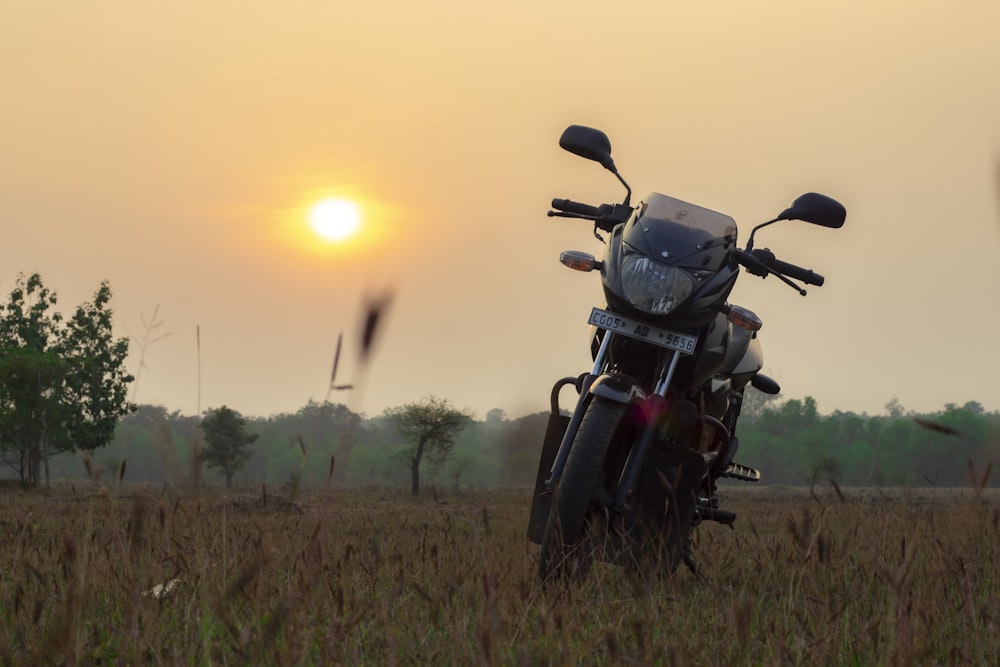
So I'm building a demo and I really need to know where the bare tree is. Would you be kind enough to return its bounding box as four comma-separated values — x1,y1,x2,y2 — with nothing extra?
385,396,471,495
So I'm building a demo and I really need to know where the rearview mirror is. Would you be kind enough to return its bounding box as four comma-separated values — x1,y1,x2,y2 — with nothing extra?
559,125,615,170
778,193,846,228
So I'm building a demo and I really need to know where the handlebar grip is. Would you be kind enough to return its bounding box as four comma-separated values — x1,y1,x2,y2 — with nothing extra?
764,256,825,286
551,198,600,217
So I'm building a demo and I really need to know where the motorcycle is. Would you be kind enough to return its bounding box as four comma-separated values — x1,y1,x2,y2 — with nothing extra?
526,125,846,580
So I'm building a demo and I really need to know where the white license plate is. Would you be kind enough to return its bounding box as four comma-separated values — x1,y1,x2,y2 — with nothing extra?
588,307,697,355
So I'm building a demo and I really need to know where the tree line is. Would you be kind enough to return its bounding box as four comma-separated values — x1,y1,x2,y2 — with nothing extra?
39,400,512,492
734,393,999,487
29,394,999,490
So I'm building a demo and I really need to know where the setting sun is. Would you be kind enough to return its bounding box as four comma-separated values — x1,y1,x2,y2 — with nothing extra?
309,198,361,242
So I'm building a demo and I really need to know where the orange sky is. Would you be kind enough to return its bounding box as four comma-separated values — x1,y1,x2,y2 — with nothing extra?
3,1,999,419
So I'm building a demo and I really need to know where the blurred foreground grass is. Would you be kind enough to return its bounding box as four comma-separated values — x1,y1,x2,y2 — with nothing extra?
1,484,998,665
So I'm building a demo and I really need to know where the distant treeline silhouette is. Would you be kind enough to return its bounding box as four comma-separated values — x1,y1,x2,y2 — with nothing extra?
33,396,1000,488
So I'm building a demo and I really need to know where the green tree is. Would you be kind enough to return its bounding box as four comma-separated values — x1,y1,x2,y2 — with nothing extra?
738,387,780,424
885,396,906,418
495,411,550,485
201,406,259,487
0,273,135,487
247,401,364,486
384,396,471,495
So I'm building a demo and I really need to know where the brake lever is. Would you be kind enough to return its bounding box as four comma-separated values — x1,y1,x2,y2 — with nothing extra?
772,272,807,296
548,210,610,243
547,210,598,220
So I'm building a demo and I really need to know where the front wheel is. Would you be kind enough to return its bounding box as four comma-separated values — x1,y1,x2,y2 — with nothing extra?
538,397,627,581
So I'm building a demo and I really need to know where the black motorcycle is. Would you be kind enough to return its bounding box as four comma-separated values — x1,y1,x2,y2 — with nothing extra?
527,125,846,579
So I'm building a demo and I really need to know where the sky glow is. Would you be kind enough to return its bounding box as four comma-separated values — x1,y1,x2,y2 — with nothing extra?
2,1,999,419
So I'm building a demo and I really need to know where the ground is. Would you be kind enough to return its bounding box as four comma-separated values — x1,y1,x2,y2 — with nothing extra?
1,484,997,664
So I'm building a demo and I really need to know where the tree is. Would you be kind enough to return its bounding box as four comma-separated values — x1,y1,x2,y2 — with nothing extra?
384,396,471,495
248,401,364,486
496,411,550,485
738,387,780,424
885,396,906,419
201,406,259,487
0,274,135,487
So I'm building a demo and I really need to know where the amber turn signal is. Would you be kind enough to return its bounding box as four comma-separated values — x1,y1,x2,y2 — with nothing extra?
727,305,762,331
559,250,599,272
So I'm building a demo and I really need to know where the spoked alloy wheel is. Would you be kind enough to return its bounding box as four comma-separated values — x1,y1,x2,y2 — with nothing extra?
538,397,627,581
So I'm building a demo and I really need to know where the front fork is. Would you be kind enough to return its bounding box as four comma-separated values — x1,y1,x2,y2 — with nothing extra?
546,330,684,513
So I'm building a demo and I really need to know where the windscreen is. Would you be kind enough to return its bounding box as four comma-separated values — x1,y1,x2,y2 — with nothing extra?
622,193,738,268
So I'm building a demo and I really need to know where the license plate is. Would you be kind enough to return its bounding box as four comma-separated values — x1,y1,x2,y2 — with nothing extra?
588,307,698,355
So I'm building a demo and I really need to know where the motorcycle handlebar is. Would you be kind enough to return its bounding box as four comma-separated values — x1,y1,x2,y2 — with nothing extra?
551,198,601,217
736,249,825,287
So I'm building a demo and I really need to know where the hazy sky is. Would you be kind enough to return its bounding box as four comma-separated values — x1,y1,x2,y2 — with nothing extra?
3,1,999,419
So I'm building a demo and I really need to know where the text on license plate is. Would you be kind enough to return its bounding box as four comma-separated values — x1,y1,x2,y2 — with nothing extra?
588,307,697,355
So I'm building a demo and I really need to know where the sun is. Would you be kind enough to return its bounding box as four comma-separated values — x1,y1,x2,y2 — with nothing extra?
309,198,362,242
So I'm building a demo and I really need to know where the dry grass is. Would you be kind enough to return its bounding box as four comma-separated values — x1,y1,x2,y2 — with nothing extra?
1,484,998,665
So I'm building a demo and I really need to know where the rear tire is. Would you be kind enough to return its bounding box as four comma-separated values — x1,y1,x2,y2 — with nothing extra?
538,397,627,581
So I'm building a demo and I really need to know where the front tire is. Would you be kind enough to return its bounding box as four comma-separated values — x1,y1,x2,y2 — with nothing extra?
538,397,627,581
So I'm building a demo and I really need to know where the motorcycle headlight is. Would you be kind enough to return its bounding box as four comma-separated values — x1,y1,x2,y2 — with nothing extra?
620,256,694,315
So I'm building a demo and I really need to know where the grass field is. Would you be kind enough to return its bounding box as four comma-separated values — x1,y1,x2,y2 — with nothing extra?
2,484,998,665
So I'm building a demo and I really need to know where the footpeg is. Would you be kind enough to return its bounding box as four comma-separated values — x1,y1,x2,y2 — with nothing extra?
696,506,736,526
721,462,761,482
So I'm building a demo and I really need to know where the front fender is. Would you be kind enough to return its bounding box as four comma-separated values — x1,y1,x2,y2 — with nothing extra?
589,373,647,404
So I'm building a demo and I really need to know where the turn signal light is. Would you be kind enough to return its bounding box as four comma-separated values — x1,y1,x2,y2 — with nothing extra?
559,251,599,272
727,305,762,331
